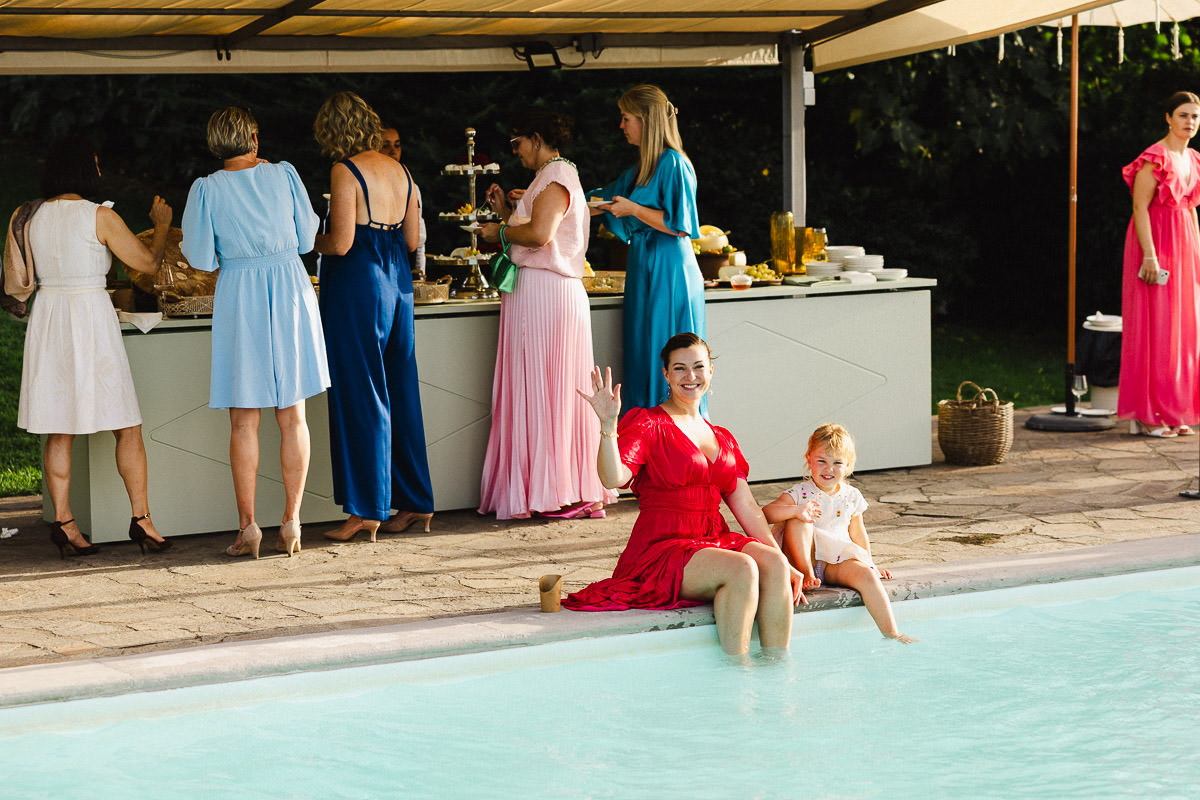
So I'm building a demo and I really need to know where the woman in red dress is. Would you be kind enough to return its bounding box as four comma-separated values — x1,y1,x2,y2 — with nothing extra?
564,332,804,655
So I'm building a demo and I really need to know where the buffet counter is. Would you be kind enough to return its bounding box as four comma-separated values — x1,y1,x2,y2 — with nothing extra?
57,278,934,541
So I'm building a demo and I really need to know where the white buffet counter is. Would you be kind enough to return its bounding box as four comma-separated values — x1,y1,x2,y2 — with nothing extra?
56,278,935,541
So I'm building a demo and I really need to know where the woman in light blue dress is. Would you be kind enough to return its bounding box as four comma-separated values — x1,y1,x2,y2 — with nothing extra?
181,106,329,559
592,84,704,414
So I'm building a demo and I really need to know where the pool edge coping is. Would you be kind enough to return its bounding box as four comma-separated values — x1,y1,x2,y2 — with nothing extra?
3,534,1199,709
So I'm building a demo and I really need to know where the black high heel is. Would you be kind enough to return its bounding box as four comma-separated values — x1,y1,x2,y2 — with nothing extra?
49,519,99,559
128,514,172,554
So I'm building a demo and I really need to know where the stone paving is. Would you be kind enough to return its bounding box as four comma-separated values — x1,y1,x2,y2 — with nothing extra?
2,406,1198,670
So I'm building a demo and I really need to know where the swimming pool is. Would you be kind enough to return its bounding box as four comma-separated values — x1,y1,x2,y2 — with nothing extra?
2,566,1198,798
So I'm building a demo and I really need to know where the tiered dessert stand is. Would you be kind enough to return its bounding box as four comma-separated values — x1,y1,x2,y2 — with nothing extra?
427,127,501,299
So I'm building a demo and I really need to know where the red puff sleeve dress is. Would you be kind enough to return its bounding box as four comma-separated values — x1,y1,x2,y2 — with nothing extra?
1118,143,1200,428
562,406,758,611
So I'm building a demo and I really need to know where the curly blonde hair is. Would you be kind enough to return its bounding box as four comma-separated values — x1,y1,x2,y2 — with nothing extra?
806,423,856,475
313,91,383,161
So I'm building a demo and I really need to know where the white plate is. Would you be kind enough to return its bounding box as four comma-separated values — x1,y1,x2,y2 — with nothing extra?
1086,314,1121,325
875,268,908,281
459,224,483,233
1050,405,1114,416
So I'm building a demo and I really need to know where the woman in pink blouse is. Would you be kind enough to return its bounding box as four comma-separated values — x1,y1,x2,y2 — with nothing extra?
477,108,615,519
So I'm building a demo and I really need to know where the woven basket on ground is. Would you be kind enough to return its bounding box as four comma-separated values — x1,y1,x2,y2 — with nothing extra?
937,381,1014,466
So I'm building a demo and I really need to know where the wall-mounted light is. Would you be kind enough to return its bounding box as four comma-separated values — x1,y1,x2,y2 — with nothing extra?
512,41,563,70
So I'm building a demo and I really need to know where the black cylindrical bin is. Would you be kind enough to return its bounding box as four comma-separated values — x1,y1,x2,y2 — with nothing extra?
1078,316,1122,410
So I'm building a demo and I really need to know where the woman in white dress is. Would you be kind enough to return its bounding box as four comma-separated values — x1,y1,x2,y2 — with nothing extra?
17,135,174,558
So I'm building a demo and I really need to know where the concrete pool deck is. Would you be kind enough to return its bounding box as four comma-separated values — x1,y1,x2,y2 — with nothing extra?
2,405,1200,705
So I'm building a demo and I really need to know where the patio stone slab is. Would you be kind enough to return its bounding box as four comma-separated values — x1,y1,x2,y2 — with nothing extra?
2,405,1200,678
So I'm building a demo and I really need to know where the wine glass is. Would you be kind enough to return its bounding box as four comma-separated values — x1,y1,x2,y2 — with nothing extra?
1072,374,1089,407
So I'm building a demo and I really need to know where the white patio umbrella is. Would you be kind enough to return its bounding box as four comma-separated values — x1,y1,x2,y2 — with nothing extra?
1026,1,1200,433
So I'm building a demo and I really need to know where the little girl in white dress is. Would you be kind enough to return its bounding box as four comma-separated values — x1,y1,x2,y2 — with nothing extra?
763,423,915,643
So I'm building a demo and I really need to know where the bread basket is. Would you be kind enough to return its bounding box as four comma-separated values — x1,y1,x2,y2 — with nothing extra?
413,274,453,304
582,270,626,294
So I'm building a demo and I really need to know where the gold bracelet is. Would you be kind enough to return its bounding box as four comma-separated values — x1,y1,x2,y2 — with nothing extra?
600,430,618,439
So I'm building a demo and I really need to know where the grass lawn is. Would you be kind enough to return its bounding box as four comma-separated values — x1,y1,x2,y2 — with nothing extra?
0,314,1075,498
931,320,1066,412
0,314,41,496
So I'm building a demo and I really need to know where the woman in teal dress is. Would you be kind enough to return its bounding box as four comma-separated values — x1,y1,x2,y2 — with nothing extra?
592,84,704,414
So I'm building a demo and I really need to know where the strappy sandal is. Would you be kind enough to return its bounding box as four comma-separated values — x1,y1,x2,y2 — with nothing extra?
1144,425,1178,438
1176,425,1196,436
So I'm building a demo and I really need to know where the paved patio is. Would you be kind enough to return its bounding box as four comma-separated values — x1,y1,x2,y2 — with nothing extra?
2,406,1199,673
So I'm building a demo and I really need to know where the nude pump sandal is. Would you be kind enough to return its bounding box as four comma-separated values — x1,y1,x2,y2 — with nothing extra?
279,520,301,556
226,522,262,559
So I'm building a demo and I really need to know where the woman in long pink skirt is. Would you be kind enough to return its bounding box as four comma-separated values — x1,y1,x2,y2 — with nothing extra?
477,108,616,519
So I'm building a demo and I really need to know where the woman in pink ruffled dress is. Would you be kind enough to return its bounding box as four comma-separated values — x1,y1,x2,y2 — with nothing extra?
1119,91,1200,437
476,108,616,519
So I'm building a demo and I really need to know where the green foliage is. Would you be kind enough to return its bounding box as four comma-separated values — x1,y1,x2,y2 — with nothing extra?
0,68,784,266
931,320,1062,412
807,21,1200,322
0,315,41,496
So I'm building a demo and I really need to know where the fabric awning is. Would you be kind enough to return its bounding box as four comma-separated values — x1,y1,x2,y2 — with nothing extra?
0,0,1133,74
811,0,1119,72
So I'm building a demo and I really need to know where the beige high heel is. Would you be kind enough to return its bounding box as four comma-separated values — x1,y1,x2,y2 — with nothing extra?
380,510,434,534
226,522,262,559
279,519,301,557
323,516,381,543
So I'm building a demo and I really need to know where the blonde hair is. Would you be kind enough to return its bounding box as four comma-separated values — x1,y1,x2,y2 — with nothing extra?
206,107,258,160
806,423,856,475
313,91,383,161
618,84,689,187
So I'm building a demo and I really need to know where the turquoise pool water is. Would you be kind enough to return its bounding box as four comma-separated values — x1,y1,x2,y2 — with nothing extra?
2,567,1198,798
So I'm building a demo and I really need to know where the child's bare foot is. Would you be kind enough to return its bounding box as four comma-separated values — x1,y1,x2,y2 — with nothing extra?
802,572,822,591
886,632,917,644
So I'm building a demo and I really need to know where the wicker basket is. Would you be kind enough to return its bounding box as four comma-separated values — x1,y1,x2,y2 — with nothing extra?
937,381,1014,466
582,270,626,294
413,274,453,304
159,294,214,317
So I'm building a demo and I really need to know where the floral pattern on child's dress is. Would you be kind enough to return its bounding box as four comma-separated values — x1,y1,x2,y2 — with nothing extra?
784,477,870,565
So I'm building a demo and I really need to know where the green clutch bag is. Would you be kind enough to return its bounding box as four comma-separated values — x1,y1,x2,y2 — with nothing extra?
488,225,517,294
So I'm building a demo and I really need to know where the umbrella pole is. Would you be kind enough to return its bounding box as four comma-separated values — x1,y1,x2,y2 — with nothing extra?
1027,14,1114,434
1065,14,1079,417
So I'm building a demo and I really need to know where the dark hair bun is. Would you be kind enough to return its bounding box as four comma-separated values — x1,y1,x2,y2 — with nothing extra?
510,108,574,151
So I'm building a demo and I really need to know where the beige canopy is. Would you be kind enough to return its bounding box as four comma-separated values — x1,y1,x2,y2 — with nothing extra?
0,0,1125,74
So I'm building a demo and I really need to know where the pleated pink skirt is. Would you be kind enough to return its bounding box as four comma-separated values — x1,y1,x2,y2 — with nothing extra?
478,267,617,519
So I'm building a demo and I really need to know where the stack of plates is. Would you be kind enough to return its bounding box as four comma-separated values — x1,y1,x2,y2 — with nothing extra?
825,245,865,261
1085,312,1122,331
837,271,877,284
804,261,842,277
842,254,885,272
